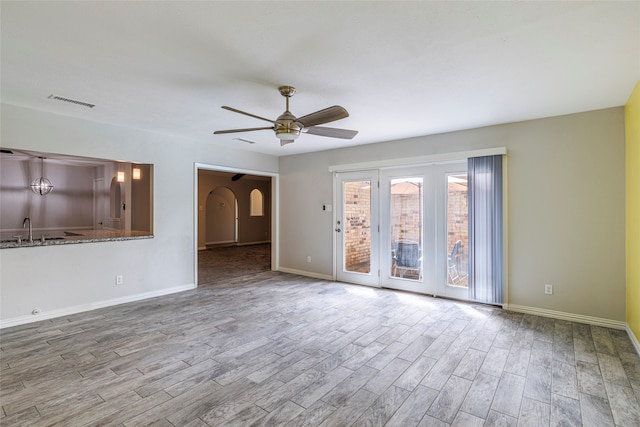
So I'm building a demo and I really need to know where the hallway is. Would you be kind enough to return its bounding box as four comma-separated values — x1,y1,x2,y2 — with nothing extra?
198,243,271,286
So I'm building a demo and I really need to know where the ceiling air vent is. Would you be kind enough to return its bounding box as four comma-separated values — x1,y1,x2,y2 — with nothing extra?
48,94,95,108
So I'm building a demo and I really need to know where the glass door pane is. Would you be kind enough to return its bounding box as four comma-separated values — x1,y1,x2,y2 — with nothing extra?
380,169,430,295
435,164,470,301
343,180,372,274
390,178,423,280
446,173,469,287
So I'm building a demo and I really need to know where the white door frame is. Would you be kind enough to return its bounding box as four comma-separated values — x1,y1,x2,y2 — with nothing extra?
194,163,279,287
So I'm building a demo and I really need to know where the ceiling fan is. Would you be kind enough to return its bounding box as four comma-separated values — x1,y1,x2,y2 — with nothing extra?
214,86,358,146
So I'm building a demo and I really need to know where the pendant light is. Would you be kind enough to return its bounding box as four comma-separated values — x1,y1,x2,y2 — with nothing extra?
30,157,54,195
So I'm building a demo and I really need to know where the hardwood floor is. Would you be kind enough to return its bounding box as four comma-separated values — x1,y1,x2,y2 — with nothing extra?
1,257,639,425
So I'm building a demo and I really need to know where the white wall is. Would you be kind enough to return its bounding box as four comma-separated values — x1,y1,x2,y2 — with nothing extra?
0,104,278,325
279,108,626,322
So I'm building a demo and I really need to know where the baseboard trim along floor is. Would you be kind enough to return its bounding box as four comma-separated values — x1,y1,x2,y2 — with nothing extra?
627,323,640,355
278,267,334,281
0,283,196,329
505,304,626,330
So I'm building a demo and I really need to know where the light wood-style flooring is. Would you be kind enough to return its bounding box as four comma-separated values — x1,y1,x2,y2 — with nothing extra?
1,249,639,426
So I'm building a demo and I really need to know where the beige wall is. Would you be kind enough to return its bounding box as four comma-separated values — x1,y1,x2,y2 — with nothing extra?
279,107,626,322
197,171,271,248
130,163,153,233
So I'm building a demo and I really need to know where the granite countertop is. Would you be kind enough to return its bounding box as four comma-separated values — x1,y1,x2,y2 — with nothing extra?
0,229,153,249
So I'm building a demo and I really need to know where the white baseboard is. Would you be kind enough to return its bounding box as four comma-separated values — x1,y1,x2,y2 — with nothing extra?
627,324,640,355
506,304,626,330
237,240,270,246
278,267,333,281
202,241,270,248
0,283,196,329
205,239,235,246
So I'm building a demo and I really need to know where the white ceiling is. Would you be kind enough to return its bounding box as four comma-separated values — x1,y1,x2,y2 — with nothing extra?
2,1,639,157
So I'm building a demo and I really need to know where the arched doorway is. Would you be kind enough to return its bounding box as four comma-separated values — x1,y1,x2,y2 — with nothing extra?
205,186,237,245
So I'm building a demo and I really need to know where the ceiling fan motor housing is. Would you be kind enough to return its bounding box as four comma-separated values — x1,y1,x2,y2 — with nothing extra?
275,110,301,140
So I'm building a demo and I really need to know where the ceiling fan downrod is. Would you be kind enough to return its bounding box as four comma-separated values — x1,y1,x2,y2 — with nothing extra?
276,86,300,144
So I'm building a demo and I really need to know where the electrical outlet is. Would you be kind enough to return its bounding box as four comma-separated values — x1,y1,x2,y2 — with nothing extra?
544,284,553,295
306,256,312,263
116,275,124,285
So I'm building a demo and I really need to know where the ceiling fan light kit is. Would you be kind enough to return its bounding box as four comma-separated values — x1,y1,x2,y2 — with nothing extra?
214,86,358,146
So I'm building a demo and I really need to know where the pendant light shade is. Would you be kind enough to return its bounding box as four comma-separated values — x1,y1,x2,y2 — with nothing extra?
30,157,54,195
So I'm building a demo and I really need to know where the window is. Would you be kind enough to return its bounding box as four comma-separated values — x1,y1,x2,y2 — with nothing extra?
250,189,264,216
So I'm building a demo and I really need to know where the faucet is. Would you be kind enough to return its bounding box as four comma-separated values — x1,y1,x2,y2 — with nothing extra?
23,217,33,243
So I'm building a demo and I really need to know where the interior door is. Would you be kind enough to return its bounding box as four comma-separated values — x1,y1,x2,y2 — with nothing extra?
335,170,380,287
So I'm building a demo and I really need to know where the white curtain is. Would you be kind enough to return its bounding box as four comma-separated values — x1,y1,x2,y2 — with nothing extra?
468,155,504,304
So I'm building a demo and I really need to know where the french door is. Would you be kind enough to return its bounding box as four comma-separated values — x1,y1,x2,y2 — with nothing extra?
335,171,380,287
336,163,469,300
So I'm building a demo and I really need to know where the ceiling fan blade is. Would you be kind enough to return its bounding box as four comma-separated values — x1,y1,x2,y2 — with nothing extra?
213,126,274,135
221,106,278,124
296,105,349,127
303,126,359,139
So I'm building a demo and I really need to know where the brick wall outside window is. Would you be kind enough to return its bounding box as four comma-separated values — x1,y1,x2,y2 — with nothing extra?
342,179,469,284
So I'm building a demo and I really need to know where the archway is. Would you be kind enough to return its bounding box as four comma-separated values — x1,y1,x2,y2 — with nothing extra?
205,186,237,245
